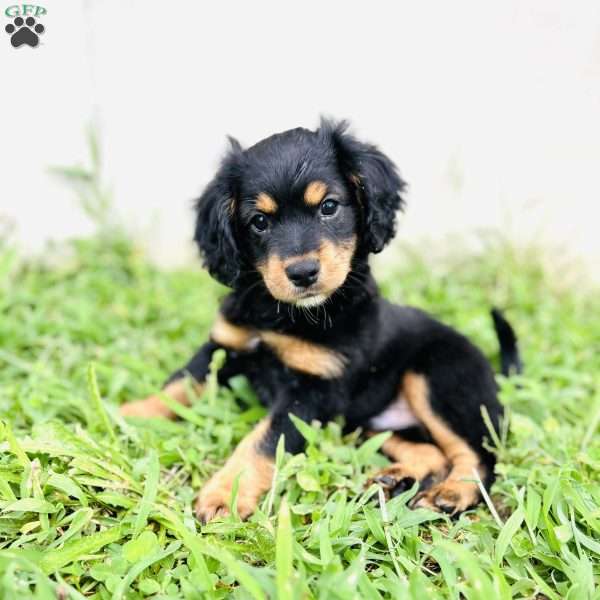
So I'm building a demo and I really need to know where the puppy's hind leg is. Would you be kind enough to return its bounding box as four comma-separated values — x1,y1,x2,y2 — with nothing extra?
402,373,485,514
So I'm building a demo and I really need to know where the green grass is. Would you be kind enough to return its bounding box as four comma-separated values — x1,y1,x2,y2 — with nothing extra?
1,234,599,599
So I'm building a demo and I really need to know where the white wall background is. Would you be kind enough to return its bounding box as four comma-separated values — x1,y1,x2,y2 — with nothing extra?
2,1,600,278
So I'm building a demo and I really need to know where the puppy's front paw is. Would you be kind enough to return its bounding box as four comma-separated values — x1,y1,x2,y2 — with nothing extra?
119,395,174,419
194,470,264,524
195,419,275,524
194,484,233,523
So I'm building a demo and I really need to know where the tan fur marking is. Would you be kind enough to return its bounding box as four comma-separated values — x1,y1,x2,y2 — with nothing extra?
260,330,347,378
257,237,356,304
257,251,320,303
226,198,236,217
381,435,449,479
211,313,259,351
349,174,364,210
119,379,204,419
195,419,274,522
210,313,346,378
318,237,357,292
257,254,297,303
304,180,328,206
402,373,483,513
256,192,278,214
349,173,362,187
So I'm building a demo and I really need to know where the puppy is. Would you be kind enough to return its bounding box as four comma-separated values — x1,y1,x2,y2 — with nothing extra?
120,120,520,522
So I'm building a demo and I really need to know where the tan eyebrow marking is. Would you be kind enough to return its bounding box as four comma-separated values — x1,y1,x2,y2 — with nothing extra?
256,192,278,214
304,181,328,207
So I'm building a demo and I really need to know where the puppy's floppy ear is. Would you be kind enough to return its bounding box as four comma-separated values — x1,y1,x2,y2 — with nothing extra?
194,137,244,287
321,118,406,254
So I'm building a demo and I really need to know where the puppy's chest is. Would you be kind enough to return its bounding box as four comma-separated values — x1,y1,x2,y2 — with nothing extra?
213,313,418,429
211,314,350,380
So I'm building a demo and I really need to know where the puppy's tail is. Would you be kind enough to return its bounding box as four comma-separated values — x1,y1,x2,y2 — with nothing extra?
491,308,522,376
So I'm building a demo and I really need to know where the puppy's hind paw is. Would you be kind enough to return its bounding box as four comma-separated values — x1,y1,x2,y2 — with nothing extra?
368,462,445,500
411,479,480,516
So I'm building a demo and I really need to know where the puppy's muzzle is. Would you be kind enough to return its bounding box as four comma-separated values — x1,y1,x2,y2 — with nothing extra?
285,259,320,288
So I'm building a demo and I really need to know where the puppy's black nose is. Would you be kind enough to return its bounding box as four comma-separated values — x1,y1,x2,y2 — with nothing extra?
285,260,320,288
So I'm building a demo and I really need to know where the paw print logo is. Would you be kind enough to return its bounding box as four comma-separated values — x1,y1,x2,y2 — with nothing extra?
5,16,45,48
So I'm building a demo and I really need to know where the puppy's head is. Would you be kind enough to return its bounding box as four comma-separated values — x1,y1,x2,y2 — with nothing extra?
194,119,405,306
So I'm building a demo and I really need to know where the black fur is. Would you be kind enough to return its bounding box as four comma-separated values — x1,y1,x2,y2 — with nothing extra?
193,137,244,287
325,119,406,254
491,308,523,376
172,119,519,510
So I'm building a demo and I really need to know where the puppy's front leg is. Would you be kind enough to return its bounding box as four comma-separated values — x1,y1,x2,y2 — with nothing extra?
195,418,275,523
121,313,259,419
119,341,227,419
196,398,324,522
119,378,200,419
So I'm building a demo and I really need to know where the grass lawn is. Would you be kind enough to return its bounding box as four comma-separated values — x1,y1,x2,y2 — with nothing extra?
0,234,599,599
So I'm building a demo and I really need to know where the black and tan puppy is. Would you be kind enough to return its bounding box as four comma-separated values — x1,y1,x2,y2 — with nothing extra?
120,120,520,522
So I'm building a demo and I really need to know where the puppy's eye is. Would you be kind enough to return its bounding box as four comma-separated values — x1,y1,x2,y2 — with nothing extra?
320,199,339,217
250,213,269,233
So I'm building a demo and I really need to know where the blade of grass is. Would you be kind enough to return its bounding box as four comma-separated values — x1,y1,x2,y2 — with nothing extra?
276,497,294,600
40,525,123,573
86,363,117,444
113,541,182,600
133,449,159,535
